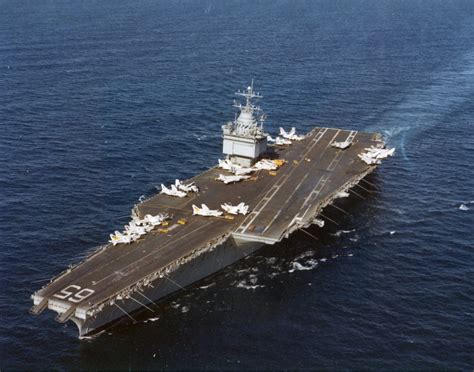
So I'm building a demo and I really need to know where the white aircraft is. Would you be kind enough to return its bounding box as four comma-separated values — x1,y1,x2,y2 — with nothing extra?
364,146,395,159
218,158,233,171
192,204,223,217
331,141,352,150
218,159,253,175
109,231,132,246
131,215,144,226
110,211,171,246
160,184,187,198
254,159,278,170
280,126,295,137
217,174,251,184
175,179,199,193
358,145,395,165
275,136,292,145
358,153,381,165
279,127,305,141
143,213,170,227
221,202,249,215
233,166,255,176
124,222,148,236
268,134,291,145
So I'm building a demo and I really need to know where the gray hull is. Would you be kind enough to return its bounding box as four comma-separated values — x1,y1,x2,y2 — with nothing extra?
73,236,262,337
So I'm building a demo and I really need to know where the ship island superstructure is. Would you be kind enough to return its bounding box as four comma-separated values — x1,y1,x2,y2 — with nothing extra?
31,83,393,337
222,81,268,166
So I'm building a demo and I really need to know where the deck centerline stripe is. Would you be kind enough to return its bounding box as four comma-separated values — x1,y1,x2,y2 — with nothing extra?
239,128,329,234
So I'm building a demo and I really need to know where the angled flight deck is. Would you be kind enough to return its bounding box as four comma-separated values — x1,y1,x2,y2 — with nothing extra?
31,82,392,338
32,127,382,328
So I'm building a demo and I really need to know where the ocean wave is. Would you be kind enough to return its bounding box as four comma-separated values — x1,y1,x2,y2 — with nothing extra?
288,259,319,273
330,229,355,237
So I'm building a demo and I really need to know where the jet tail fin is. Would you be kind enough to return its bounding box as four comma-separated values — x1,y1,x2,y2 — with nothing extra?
192,204,200,215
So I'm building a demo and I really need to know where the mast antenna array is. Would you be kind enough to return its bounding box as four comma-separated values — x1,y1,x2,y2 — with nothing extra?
221,80,269,167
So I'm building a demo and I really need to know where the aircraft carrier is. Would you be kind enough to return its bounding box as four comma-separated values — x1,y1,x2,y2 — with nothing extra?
30,82,393,338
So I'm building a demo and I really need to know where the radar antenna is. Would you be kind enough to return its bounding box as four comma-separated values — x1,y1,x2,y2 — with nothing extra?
221,81,269,167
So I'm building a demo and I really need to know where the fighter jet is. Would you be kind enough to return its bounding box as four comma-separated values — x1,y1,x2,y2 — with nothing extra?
131,215,144,226
275,136,292,145
358,145,395,165
358,153,381,165
216,174,251,184
160,184,187,198
124,222,148,237
175,179,199,193
233,167,255,176
192,204,223,217
331,141,352,150
221,202,249,215
143,213,170,227
218,159,253,176
109,231,132,246
268,135,292,145
218,159,233,171
279,127,305,141
364,146,395,159
254,159,278,170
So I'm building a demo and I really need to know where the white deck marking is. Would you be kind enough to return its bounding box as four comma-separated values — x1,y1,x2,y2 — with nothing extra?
237,128,329,234
320,129,342,158
302,175,329,209
92,220,214,287
327,131,357,171
261,211,281,234
295,130,358,224
261,173,309,234
47,129,346,298
284,173,310,205
53,285,95,304
237,175,289,233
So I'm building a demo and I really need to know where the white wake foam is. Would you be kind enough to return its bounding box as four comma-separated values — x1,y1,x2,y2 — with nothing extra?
288,259,319,273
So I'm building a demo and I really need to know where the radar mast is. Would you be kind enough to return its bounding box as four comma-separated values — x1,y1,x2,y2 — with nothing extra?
222,81,268,167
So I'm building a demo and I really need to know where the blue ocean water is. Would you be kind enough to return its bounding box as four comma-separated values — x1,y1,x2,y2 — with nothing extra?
1,0,473,368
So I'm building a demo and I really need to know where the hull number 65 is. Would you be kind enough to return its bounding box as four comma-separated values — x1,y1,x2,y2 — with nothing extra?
53,285,95,303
